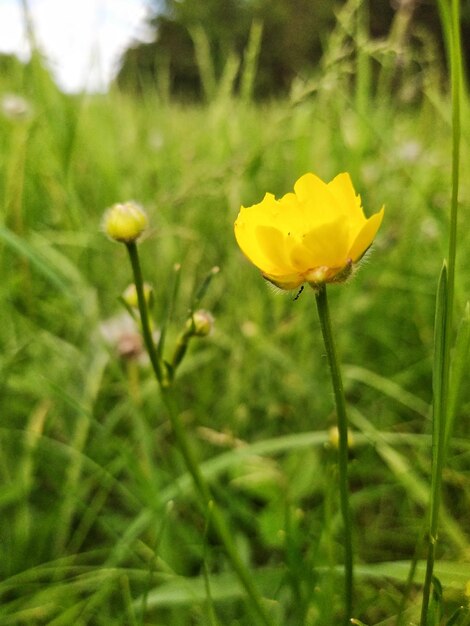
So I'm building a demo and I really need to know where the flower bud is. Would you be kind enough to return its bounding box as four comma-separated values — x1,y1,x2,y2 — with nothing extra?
2,93,32,120
102,201,148,243
100,312,144,361
186,309,214,337
122,282,154,310
328,426,354,450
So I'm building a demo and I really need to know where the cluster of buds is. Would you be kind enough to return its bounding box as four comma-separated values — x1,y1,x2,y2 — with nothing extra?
102,201,215,385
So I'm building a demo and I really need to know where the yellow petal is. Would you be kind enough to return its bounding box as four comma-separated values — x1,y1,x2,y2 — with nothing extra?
236,218,305,289
294,173,329,203
235,195,303,277
247,193,281,221
235,194,278,229
254,225,296,274
348,206,385,261
234,216,278,274
236,193,301,235
262,271,304,290
290,216,352,270
327,173,365,227
293,173,344,225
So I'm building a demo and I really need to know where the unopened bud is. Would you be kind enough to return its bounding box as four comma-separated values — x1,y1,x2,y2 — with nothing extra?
2,93,32,120
186,309,214,337
102,201,148,243
100,312,144,361
328,426,354,450
122,282,154,310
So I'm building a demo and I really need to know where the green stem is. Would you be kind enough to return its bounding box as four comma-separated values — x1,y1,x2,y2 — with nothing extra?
161,390,274,626
446,0,461,320
420,0,461,622
126,242,167,386
125,241,274,626
420,263,448,626
315,284,353,624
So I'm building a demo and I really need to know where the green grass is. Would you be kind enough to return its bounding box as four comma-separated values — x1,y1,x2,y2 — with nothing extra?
1,5,470,624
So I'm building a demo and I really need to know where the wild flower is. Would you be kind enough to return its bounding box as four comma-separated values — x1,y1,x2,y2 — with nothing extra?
234,172,384,290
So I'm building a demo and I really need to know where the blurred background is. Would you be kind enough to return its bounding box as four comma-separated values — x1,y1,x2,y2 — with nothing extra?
1,0,469,97
1,1,469,625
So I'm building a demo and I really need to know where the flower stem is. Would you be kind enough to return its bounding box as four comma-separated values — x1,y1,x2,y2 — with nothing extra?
125,241,274,626
419,0,461,622
126,242,167,386
419,263,448,626
161,389,275,626
315,284,353,624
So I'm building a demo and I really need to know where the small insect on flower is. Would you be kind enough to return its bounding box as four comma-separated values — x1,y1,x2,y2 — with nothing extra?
234,172,384,290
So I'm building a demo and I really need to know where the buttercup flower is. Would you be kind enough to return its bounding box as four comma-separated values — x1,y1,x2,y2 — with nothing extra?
234,172,384,289
102,201,148,243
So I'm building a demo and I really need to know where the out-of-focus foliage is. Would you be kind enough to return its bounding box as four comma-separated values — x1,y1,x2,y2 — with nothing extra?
116,0,469,99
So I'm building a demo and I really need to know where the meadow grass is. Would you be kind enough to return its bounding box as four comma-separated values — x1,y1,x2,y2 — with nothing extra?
1,4,470,624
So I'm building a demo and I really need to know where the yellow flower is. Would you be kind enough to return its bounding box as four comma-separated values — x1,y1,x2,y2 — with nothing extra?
102,201,148,243
234,172,384,290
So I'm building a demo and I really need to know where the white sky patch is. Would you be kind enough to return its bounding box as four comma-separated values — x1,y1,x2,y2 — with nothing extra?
0,0,154,92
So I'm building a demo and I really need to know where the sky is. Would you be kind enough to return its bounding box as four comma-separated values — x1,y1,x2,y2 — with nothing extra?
0,0,155,92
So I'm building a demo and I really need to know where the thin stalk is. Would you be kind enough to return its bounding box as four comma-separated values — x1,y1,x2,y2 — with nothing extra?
420,0,462,622
126,242,167,386
125,241,275,626
420,263,448,626
446,0,461,314
315,284,353,624
161,390,274,626
202,501,220,626
355,0,371,146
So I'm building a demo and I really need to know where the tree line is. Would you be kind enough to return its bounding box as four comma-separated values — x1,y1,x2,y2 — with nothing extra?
116,0,469,100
